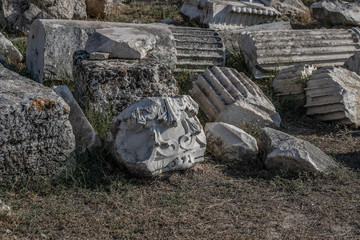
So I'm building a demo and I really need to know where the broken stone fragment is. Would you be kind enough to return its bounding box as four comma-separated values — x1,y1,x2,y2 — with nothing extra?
239,28,360,79
311,0,360,27
269,0,310,19
106,96,206,176
89,52,109,60
190,66,281,128
345,52,360,75
73,50,178,116
260,127,338,173
0,32,23,62
205,122,258,161
0,64,75,183
53,85,100,153
305,67,360,126
85,0,115,18
86,27,157,59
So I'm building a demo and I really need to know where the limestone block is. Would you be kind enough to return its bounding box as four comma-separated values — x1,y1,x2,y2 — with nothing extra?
169,26,225,73
85,0,114,18
73,51,178,116
311,0,360,26
273,64,316,97
181,0,281,30
0,32,23,62
107,96,206,176
0,0,29,29
269,0,310,19
205,122,258,161
261,127,338,172
53,85,100,153
0,64,75,183
26,20,176,83
86,27,157,59
190,66,281,128
305,67,360,125
345,52,360,75
239,28,360,79
36,0,87,20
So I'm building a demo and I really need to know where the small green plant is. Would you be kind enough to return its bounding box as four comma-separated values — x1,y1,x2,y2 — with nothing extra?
84,105,114,140
174,70,194,95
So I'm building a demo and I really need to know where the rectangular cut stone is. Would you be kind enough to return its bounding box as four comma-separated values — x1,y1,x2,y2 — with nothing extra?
26,19,176,83
239,28,360,79
190,66,281,128
305,67,360,126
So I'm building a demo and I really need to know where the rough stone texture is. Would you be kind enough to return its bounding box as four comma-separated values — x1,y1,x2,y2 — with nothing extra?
311,0,360,26
273,64,316,98
205,122,258,161
169,26,225,73
190,66,281,128
73,50,178,116
0,0,86,33
26,20,177,83
85,0,114,18
0,32,23,62
0,64,75,183
305,67,360,125
261,127,338,172
107,96,206,176
345,52,360,75
53,85,100,153
0,199,11,216
239,28,360,79
86,27,158,59
269,0,310,19
181,0,281,30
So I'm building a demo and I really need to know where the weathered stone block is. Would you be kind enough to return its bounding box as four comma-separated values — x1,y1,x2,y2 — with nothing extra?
239,28,360,79
305,67,360,126
106,96,206,176
345,52,360,75
190,66,281,128
0,65,75,183
73,51,178,115
261,127,338,173
53,85,100,153
0,32,23,62
205,122,258,161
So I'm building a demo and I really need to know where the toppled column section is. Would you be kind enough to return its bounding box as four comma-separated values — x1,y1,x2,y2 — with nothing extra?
345,52,360,75
181,0,281,30
190,66,281,128
73,51,178,115
305,67,360,126
239,28,360,79
106,96,206,177
272,64,316,97
0,65,75,183
169,26,225,73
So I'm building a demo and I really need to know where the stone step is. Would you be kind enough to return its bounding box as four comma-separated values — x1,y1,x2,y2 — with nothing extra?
174,40,224,49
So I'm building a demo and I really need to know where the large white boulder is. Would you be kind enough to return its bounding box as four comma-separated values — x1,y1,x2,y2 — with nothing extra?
106,96,206,176
0,64,75,183
205,122,258,161
261,127,338,173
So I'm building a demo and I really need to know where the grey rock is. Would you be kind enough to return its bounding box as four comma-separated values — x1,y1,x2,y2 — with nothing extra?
85,27,158,59
269,0,310,19
0,64,75,183
160,18,174,24
205,122,258,161
239,28,360,79
35,0,87,20
190,66,281,128
89,52,109,60
53,85,100,153
26,20,177,83
0,32,23,62
0,0,29,29
311,0,360,26
305,67,360,125
345,52,360,75
73,50,178,116
13,3,47,34
261,127,338,172
106,96,206,176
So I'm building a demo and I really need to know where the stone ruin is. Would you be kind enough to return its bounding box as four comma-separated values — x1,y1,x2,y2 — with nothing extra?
106,96,206,176
238,28,360,79
0,64,75,183
305,66,360,126
181,0,281,30
26,19,226,83
190,66,281,128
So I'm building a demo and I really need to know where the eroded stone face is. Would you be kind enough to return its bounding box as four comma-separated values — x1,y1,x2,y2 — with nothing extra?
0,65,75,183
107,96,206,176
